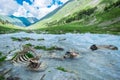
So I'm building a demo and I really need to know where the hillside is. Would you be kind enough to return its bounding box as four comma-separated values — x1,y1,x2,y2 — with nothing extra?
0,15,38,34
0,1,120,79
29,0,120,35
0,15,39,27
29,0,99,29
0,0,119,34
0,15,25,26
0,22,25,34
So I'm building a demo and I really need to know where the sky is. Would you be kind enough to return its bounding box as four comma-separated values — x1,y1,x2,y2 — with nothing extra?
0,0,68,19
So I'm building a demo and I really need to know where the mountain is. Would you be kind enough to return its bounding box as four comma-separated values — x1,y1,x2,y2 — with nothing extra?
0,15,39,27
0,15,25,26
27,17,38,24
29,0,101,29
0,0,120,34
0,15,24,34
9,15,39,26
29,0,120,34
39,0,74,21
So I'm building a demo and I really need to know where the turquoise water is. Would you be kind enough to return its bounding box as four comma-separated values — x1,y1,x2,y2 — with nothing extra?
0,32,120,80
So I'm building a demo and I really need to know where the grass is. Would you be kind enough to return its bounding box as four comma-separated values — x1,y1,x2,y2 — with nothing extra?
0,75,5,80
35,21,120,35
22,37,35,41
56,66,68,72
0,56,6,62
0,25,21,34
34,46,46,50
34,6,120,35
34,46,56,50
11,37,35,41
0,52,2,56
24,43,33,47
34,46,63,51
26,52,34,58
0,52,6,63
0,0,119,35
95,7,120,22
37,38,45,41
11,37,22,41
0,22,24,34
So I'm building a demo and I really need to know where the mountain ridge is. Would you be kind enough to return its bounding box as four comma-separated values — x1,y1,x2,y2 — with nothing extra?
29,0,101,29
0,0,120,34
28,0,120,34
0,15,38,27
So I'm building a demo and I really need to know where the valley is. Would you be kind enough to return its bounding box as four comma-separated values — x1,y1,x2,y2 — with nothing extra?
0,0,120,35
0,0,120,80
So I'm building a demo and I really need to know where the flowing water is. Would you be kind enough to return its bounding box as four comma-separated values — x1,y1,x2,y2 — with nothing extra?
0,32,120,80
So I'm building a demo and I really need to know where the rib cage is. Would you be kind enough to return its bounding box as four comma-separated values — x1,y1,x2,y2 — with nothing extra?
12,54,30,63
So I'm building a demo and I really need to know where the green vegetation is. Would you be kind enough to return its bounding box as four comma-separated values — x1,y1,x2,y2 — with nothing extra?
104,0,120,11
36,20,120,35
22,37,35,41
34,46,56,50
0,25,21,34
0,56,6,62
56,66,68,72
34,3,120,35
0,19,24,34
24,43,33,47
34,46,46,50
11,37,22,41
0,52,2,55
0,0,120,35
0,75,5,80
34,46,63,51
0,52,6,63
26,52,34,58
37,38,45,41
11,37,35,41
47,7,97,26
0,19,10,24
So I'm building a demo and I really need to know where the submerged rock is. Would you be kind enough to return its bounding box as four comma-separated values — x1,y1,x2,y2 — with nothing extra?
90,44,118,51
63,51,79,59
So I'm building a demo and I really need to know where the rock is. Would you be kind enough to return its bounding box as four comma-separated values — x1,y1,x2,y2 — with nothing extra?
90,44,118,51
90,44,98,51
54,47,64,51
63,51,79,59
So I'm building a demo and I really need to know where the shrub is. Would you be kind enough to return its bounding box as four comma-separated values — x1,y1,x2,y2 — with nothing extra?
56,66,68,72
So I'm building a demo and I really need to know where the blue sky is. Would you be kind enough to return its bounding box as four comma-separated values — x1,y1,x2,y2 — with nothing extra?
0,0,68,19
15,0,63,6
16,0,33,5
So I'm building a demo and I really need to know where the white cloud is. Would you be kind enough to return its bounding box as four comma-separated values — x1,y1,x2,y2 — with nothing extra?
0,0,19,15
0,0,69,19
61,0,69,3
33,0,51,8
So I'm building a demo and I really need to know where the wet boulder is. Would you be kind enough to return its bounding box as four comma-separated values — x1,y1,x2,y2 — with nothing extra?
90,44,118,51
